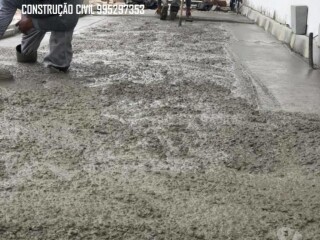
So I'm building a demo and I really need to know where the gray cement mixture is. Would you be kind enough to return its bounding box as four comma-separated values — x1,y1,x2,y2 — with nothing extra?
0,17,320,239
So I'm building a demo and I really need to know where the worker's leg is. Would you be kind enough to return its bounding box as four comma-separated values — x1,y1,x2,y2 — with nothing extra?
169,0,180,20
230,0,235,10
156,0,162,14
43,30,74,71
171,0,181,7
169,0,191,19
171,0,180,7
170,0,191,9
160,0,169,20
17,28,45,63
186,0,191,8
186,0,191,17
21,28,46,55
0,0,17,38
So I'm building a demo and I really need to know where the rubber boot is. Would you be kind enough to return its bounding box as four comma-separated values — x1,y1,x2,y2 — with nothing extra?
169,4,179,20
16,45,37,63
160,5,168,20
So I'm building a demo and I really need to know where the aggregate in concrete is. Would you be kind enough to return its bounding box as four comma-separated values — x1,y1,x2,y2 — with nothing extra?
0,16,320,239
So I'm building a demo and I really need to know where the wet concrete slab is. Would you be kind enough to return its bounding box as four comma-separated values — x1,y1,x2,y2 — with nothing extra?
2,13,319,115
225,22,320,115
1,14,320,239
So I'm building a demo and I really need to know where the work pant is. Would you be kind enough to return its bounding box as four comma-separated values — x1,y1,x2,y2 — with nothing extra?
21,28,74,69
158,0,191,8
230,0,235,10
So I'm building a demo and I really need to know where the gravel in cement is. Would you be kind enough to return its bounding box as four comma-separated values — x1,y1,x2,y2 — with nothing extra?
0,16,320,239
0,69,14,82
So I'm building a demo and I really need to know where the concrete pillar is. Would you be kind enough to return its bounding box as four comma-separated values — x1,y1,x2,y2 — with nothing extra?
291,6,308,35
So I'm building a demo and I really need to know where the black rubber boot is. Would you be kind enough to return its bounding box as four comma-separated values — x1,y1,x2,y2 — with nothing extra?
16,45,37,63
160,5,168,20
169,5,179,20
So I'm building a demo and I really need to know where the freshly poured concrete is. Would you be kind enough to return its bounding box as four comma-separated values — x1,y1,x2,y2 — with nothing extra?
1,13,320,239
226,22,320,114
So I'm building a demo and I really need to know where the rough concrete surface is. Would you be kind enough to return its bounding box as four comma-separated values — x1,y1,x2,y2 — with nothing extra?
241,5,320,65
0,69,14,82
0,16,320,240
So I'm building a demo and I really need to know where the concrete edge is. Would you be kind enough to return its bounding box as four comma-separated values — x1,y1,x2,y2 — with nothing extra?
241,5,319,65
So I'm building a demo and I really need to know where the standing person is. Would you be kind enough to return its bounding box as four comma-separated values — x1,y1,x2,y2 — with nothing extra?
0,0,82,73
156,0,191,20
230,0,235,10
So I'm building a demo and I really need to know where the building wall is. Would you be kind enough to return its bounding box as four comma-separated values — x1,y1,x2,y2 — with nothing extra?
244,0,320,34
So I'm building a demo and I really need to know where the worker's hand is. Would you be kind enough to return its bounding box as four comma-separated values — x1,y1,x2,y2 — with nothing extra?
16,15,33,34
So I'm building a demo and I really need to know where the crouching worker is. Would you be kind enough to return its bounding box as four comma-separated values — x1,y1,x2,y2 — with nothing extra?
0,0,82,73
156,0,191,20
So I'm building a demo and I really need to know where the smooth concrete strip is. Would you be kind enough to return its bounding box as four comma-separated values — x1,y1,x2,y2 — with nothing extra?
240,5,320,65
226,22,320,114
